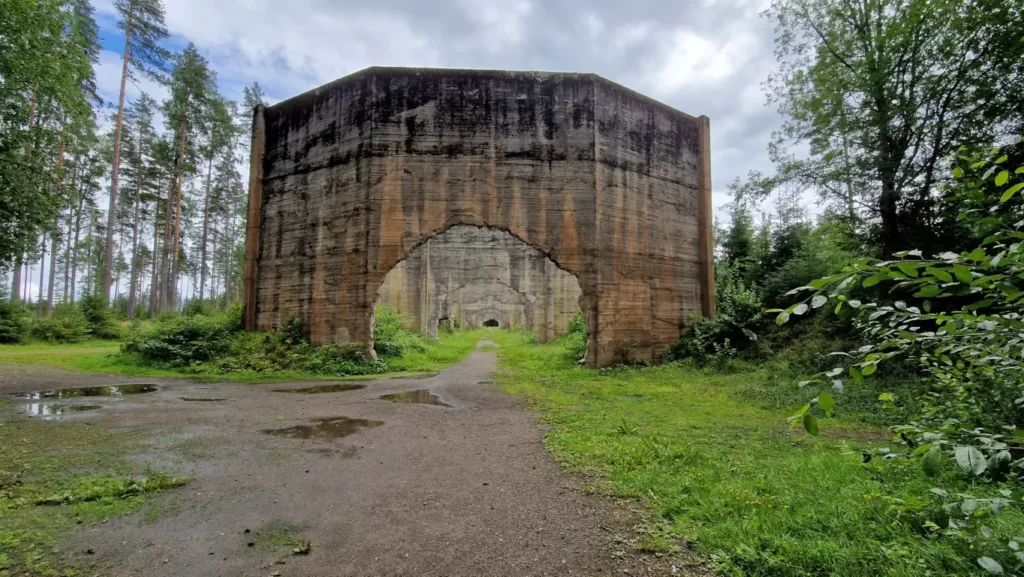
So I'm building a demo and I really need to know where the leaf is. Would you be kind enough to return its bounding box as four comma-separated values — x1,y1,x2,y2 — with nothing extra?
969,248,987,262
914,286,940,298
848,299,861,308
818,393,835,417
952,167,964,178
849,366,862,383
863,273,887,288
803,413,819,436
811,295,827,309
792,303,809,316
952,266,973,283
897,263,920,278
977,557,1003,575
955,446,987,476
1002,182,1024,203
809,277,833,289
776,312,790,326
922,447,942,478
994,170,1009,186
926,268,952,283
862,363,877,376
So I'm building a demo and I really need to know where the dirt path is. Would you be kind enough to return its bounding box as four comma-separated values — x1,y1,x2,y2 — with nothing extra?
3,341,694,577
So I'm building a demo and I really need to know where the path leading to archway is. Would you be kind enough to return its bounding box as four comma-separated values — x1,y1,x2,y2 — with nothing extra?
4,341,697,576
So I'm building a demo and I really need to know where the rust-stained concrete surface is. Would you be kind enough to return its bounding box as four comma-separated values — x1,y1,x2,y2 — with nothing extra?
244,67,714,366
377,225,582,340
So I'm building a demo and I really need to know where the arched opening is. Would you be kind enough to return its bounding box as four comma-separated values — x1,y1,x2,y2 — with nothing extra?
375,225,585,344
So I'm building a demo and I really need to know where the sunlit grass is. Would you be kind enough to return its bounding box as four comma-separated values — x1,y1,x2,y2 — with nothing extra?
490,331,1024,576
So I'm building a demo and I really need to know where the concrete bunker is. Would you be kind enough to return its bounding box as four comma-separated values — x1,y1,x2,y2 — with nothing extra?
242,67,714,367
376,225,583,339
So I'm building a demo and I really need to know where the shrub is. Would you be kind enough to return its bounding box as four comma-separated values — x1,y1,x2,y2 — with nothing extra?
78,294,123,340
561,312,588,363
372,303,426,359
304,342,388,376
0,297,31,343
665,264,763,366
32,304,89,343
121,314,231,366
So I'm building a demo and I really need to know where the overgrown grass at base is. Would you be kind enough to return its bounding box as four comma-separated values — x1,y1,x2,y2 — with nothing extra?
491,332,1024,576
0,403,187,574
0,306,485,382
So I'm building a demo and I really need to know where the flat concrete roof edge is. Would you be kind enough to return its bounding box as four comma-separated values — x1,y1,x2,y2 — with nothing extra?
265,66,701,122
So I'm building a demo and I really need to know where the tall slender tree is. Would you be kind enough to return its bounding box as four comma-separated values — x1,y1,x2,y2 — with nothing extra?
160,43,214,312
197,97,236,302
122,94,159,320
103,0,169,305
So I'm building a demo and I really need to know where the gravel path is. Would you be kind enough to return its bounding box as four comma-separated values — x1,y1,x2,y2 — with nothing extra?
3,341,702,577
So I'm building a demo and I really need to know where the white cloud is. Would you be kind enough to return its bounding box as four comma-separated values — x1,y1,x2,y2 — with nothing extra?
647,26,758,98
456,0,533,53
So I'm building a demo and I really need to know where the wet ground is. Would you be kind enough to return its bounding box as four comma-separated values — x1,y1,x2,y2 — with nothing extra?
1,341,698,576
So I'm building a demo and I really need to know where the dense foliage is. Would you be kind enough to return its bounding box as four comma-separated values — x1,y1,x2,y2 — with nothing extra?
119,303,435,377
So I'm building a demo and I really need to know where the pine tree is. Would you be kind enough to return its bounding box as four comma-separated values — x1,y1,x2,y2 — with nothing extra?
160,43,215,312
121,94,159,320
103,0,169,306
197,97,235,302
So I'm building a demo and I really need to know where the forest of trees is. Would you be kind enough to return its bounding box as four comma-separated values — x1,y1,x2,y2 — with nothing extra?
0,0,265,319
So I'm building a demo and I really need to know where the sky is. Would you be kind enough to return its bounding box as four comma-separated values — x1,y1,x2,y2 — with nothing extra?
15,0,784,301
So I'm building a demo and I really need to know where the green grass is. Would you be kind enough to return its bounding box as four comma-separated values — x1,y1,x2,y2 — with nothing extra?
490,332,1024,577
0,340,121,354
385,329,487,373
0,330,485,383
0,404,187,575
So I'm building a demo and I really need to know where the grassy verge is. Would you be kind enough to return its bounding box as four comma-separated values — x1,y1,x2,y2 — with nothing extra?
490,332,1024,577
0,330,485,382
0,403,187,574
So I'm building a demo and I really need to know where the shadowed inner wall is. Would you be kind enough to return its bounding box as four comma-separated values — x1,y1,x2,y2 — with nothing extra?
377,225,582,340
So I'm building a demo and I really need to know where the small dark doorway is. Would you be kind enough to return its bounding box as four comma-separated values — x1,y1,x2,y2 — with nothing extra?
483,319,500,328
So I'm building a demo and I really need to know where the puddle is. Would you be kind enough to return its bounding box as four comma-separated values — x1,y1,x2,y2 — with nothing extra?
181,397,226,402
272,384,366,394
379,389,452,407
21,404,101,417
263,417,383,440
12,384,159,399
387,372,438,380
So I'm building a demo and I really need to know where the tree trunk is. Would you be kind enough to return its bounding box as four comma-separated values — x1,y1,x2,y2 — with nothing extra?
113,229,124,303
150,211,160,318
47,123,66,315
127,176,142,320
199,155,213,302
47,233,58,315
104,13,133,306
211,226,218,305
38,237,46,311
63,206,72,303
11,255,22,301
168,116,188,311
70,191,85,304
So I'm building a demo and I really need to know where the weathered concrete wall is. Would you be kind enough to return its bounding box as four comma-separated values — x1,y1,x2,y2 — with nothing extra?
377,225,582,339
243,67,713,367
